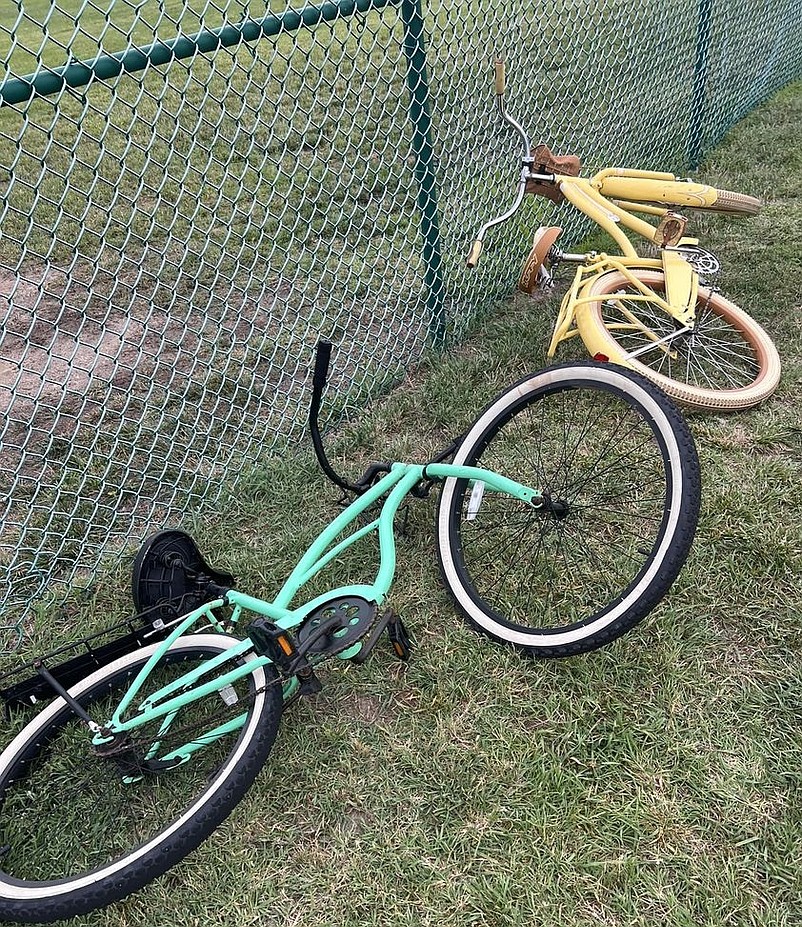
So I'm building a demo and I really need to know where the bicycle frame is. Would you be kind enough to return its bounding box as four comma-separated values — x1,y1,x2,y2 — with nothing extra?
559,176,667,258
93,460,542,765
547,252,699,357
523,167,703,358
469,62,705,349
468,62,694,254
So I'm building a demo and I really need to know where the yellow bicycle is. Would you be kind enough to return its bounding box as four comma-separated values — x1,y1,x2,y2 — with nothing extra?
468,61,781,411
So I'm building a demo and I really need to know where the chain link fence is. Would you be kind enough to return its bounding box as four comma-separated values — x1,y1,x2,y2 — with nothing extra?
1,0,800,647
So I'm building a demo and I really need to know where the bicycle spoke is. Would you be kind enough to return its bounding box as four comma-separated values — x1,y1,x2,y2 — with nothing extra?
453,377,673,631
603,287,761,391
0,648,271,883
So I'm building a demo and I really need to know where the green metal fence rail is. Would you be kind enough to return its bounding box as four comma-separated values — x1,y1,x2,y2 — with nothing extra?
400,0,445,345
0,1,399,106
1,0,801,647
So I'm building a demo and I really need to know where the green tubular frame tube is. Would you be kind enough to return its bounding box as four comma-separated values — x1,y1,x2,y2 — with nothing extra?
293,517,380,588
104,601,242,723
159,713,248,765
100,461,540,755
275,461,539,612
0,0,399,106
273,465,415,609
424,463,541,503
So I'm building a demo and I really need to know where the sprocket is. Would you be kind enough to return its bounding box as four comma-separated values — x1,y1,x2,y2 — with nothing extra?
297,596,380,658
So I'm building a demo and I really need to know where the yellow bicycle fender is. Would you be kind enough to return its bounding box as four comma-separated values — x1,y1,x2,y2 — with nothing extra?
571,279,629,364
662,249,698,325
571,262,686,365
596,176,719,208
547,267,586,355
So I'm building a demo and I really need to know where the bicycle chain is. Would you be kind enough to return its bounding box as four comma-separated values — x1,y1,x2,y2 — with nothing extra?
93,662,289,776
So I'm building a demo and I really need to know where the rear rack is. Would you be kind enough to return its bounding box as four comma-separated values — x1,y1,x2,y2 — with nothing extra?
0,601,199,713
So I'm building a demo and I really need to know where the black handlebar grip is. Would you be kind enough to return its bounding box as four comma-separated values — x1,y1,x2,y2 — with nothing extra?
313,340,333,391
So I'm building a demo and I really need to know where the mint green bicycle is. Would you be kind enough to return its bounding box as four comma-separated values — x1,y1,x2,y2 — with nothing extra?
0,346,700,922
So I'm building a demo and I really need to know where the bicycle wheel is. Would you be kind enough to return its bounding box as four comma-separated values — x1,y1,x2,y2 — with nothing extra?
0,634,283,923
687,186,761,216
576,268,780,410
436,362,700,657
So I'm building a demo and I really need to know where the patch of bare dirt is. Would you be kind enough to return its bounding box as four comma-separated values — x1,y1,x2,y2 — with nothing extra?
0,250,426,639
1,262,195,453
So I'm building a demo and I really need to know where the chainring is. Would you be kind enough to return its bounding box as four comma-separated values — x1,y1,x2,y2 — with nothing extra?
297,596,380,657
673,244,721,280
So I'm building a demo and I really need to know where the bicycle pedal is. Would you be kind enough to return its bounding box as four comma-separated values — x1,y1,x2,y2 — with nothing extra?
247,617,300,670
246,618,324,698
387,615,413,662
349,609,396,665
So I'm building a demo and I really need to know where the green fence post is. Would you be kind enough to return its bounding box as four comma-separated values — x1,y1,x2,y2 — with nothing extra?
688,0,713,169
400,0,446,347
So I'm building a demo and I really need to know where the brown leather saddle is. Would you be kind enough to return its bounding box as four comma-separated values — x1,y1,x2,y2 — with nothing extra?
525,144,582,203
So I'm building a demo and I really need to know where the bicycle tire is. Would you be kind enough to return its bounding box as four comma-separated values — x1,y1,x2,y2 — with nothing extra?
436,361,700,657
0,634,283,923
576,268,780,410
702,187,761,216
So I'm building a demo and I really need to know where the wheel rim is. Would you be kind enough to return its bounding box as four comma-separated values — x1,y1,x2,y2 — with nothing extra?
0,641,268,892
595,277,764,393
450,376,674,636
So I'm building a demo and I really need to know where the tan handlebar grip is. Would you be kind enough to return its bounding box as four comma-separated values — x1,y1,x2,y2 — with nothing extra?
494,59,505,95
466,239,483,268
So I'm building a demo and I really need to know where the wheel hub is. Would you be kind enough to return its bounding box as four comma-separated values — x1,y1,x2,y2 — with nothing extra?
541,491,570,520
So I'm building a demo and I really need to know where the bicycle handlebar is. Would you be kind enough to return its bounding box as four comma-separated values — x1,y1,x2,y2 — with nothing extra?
308,341,394,496
494,58,505,95
466,59,535,267
308,342,460,497
466,239,483,268
308,341,361,494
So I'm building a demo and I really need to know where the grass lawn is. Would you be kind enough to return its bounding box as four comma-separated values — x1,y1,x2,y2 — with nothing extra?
0,77,799,926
